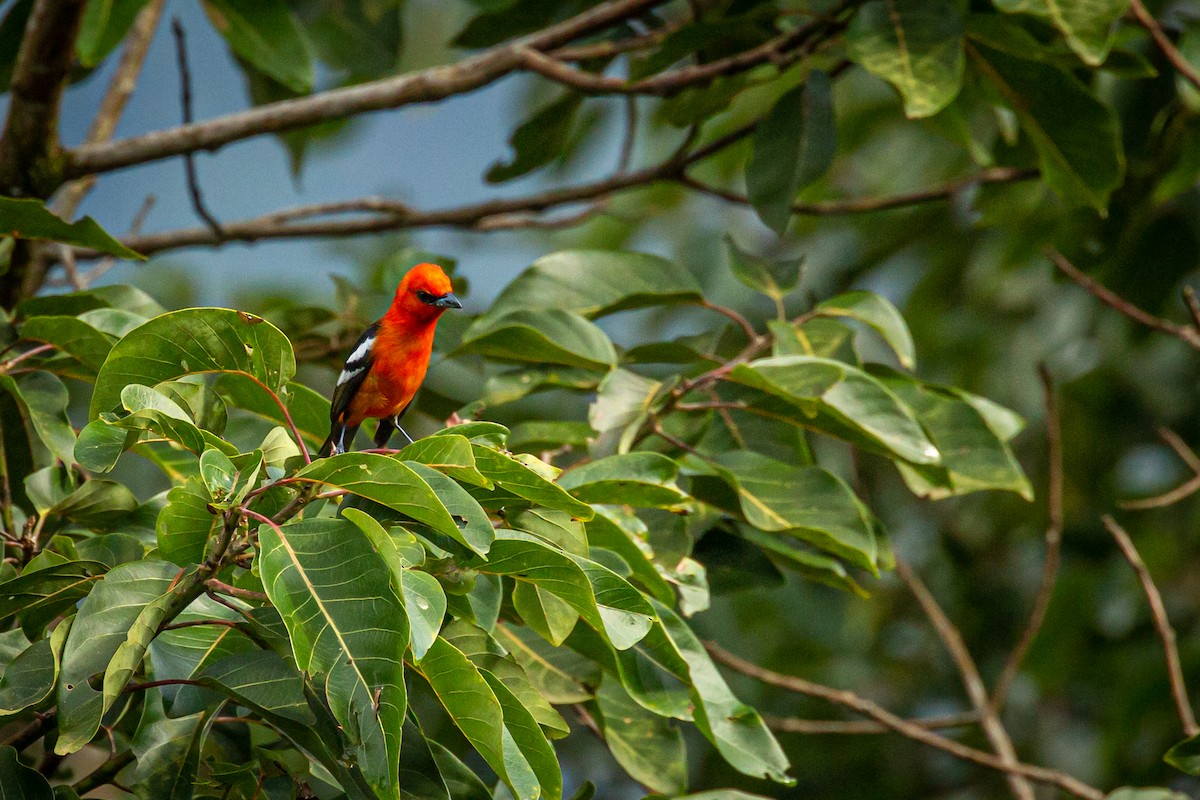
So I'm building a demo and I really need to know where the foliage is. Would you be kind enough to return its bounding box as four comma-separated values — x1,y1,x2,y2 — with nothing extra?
0,0,1200,798
0,246,1026,797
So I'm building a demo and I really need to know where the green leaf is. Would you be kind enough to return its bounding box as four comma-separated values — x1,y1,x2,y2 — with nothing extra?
442,620,569,737
814,291,916,369
458,309,617,370
415,636,546,800
202,0,315,93
869,367,1032,499
585,506,674,604
0,372,76,466
75,533,144,568
90,308,296,420
513,581,580,645
730,355,939,465
196,650,314,724
481,670,563,800
654,602,792,784
559,452,688,508
993,0,1129,65
258,517,407,800
688,451,880,572
1165,731,1200,774
0,561,103,627
76,0,150,66
847,0,966,118
0,197,142,259
48,479,138,527
19,315,115,375
495,623,596,704
0,617,70,715
215,375,329,451
967,33,1123,209
156,477,221,567
343,508,446,662
130,690,208,800
0,745,54,799
471,444,595,519
488,93,583,183
589,368,664,457
595,674,687,794
471,530,654,650
509,507,587,556
399,434,491,487
296,453,493,555
745,70,835,234
55,560,180,754
485,250,703,320
725,236,802,298
508,421,596,452
103,567,200,711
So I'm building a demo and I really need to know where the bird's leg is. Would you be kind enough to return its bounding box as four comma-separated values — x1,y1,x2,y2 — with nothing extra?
373,416,396,449
395,416,415,445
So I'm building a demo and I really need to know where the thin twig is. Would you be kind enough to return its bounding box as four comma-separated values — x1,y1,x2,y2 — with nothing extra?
681,166,1038,215
896,560,1036,800
992,364,1063,711
206,578,268,602
171,18,222,237
57,243,82,290
1121,428,1200,509
1129,0,1200,92
1048,248,1200,350
1183,286,1200,332
703,642,1104,800
1102,515,1199,736
701,299,757,340
766,711,980,735
1159,426,1200,474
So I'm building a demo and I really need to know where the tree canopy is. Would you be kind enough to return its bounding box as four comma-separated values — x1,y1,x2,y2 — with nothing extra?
0,1,1199,799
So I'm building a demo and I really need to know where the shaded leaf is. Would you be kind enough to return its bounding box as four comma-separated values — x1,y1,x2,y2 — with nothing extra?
847,0,965,117
90,308,295,420
745,70,835,234
0,745,53,799
0,197,142,259
458,309,617,370
203,0,314,93
258,517,407,800
77,0,150,67
488,93,583,183
725,236,802,298
814,291,915,369
559,452,688,508
993,0,1129,65
595,674,686,794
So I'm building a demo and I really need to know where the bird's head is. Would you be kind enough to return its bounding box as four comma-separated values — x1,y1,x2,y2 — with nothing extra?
391,262,462,322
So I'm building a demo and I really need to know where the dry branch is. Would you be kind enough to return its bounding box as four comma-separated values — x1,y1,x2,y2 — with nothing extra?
703,641,1105,800
896,560,1036,800
1102,515,1199,736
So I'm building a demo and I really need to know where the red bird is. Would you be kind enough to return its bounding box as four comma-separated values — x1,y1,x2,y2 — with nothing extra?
320,262,462,457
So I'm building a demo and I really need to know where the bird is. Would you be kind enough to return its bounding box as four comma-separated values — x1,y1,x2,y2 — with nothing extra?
319,262,462,457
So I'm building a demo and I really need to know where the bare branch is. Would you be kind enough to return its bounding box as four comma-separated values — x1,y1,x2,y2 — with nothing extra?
896,560,1036,800
171,18,222,237
703,641,1105,800
69,126,757,260
0,0,88,194
53,0,165,219
993,364,1063,710
1102,515,1199,736
766,711,980,735
681,166,1039,215
1121,428,1200,510
1048,248,1200,351
1128,0,1200,93
64,0,671,178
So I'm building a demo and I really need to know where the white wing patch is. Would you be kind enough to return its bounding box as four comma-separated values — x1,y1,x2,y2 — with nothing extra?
337,365,365,386
347,335,375,365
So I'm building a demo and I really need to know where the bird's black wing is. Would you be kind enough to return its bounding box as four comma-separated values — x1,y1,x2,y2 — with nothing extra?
329,320,379,424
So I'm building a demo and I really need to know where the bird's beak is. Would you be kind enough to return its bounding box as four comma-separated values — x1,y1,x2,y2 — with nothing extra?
434,292,462,309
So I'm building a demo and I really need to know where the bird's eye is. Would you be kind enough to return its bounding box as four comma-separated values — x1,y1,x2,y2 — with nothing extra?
416,290,436,304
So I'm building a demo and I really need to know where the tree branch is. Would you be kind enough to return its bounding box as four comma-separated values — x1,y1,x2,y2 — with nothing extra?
992,364,1063,710
64,0,669,178
703,641,1105,800
766,711,980,735
0,0,88,195
896,559,1037,800
1120,427,1200,510
1128,0,1200,93
681,166,1039,215
1048,248,1200,350
1102,515,1199,737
